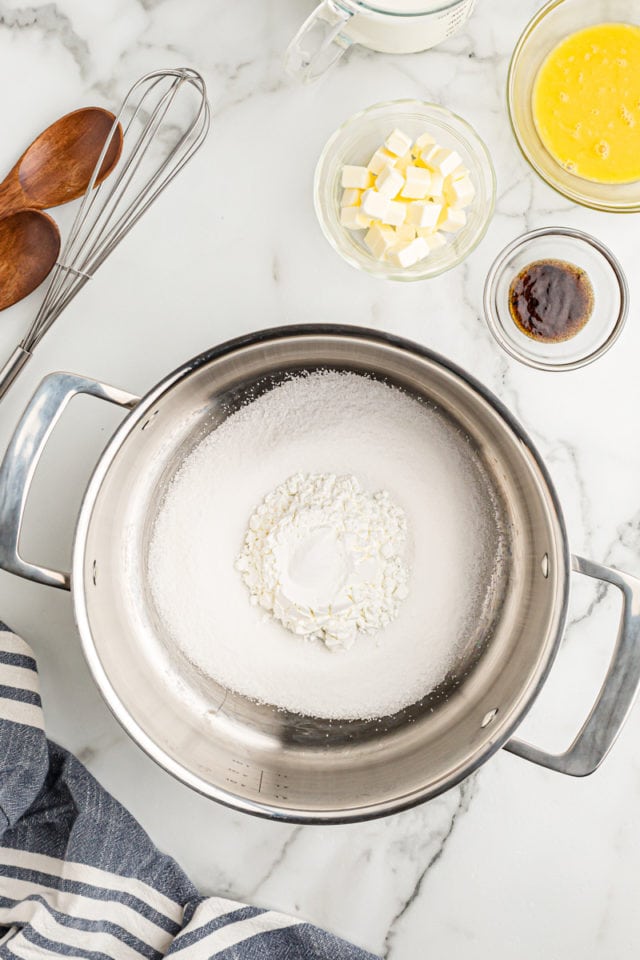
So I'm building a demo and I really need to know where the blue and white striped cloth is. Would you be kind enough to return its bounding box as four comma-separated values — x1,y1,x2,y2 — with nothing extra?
0,622,379,959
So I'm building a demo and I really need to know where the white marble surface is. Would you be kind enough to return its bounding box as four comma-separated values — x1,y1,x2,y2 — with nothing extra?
1,0,640,957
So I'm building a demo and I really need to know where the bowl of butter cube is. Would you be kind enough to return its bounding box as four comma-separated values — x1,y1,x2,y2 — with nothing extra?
314,100,496,281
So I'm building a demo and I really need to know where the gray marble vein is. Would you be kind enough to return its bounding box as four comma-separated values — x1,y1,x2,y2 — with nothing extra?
245,826,304,900
0,2,90,77
383,777,476,959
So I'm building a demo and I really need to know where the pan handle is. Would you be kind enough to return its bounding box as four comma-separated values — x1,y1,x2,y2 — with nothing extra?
505,555,640,776
0,372,139,590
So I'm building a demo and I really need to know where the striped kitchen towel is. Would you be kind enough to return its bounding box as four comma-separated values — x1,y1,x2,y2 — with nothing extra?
0,622,380,959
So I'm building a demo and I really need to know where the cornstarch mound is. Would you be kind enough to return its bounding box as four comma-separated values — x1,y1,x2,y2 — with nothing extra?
148,371,502,720
236,472,410,652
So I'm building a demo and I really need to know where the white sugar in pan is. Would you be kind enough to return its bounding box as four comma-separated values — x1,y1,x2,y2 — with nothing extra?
148,371,505,720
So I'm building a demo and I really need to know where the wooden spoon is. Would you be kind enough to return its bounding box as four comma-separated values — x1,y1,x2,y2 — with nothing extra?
0,210,61,311
0,107,123,219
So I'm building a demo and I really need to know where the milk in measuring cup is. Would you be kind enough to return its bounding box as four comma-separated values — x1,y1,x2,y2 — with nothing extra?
345,0,477,54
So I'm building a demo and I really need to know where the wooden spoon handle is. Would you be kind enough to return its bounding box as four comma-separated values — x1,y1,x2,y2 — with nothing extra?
0,174,27,218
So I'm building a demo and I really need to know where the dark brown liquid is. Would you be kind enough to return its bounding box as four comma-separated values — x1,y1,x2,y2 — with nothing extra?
508,259,594,343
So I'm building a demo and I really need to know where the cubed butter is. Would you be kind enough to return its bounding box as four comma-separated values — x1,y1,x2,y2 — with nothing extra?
384,128,413,157
401,165,431,199
413,131,436,155
406,200,443,229
395,223,417,242
427,147,464,178
394,153,414,174
342,188,362,207
381,200,407,227
444,173,475,208
375,164,405,198
364,223,396,259
422,231,447,251
438,206,467,232
339,131,472,268
360,188,390,220
388,236,430,268
340,206,372,230
419,144,441,168
341,165,373,189
428,172,444,199
367,147,395,175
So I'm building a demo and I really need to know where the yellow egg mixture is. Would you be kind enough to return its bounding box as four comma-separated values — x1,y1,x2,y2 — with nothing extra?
533,22,640,184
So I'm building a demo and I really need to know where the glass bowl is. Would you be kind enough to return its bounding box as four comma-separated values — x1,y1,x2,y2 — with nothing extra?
508,0,640,212
483,227,628,371
314,99,496,281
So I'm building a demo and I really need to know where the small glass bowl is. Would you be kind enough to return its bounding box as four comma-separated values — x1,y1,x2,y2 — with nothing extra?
314,99,496,281
483,227,628,371
508,0,640,212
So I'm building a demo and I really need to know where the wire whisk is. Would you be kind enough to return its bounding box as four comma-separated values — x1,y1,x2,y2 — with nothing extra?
0,66,210,400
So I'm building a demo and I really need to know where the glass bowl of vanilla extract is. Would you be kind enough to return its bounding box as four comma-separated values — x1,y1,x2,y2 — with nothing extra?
482,226,628,371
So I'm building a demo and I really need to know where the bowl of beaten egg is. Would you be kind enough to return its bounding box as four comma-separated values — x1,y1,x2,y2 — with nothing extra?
509,0,640,211
314,100,495,280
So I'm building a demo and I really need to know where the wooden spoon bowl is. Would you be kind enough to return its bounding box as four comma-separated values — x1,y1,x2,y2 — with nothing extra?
0,210,61,311
0,107,123,219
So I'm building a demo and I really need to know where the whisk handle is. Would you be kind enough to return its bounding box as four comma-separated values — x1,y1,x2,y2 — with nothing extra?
0,371,139,589
0,347,32,401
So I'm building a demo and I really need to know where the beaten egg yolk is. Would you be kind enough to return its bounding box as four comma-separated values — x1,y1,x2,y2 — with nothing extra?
533,22,640,184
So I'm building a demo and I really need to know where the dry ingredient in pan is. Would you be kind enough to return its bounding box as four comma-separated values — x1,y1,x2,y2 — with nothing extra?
508,258,594,343
340,128,475,267
236,472,409,651
148,371,503,720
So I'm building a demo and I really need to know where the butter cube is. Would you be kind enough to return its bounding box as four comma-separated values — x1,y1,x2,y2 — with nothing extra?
422,231,447,251
388,236,430,268
375,164,405,198
394,152,414,174
419,144,441,168
384,128,413,157
401,165,431,199
342,165,373,189
340,206,372,230
342,188,362,207
412,131,436,156
427,147,464,178
395,223,417,242
406,200,443,229
438,206,467,232
444,173,475,208
361,188,390,220
367,147,395,175
428,172,445,199
381,200,407,227
364,223,396,260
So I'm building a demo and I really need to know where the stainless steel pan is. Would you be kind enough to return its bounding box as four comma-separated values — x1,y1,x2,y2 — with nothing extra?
0,325,638,823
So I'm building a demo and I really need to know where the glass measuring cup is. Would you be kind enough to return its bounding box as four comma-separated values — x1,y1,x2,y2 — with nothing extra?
285,0,477,82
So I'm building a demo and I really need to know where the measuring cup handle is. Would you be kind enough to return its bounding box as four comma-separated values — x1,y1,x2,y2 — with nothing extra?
284,0,354,83
505,555,640,776
0,371,139,590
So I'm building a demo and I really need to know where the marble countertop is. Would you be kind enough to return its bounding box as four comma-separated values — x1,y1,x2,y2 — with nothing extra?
1,0,640,957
